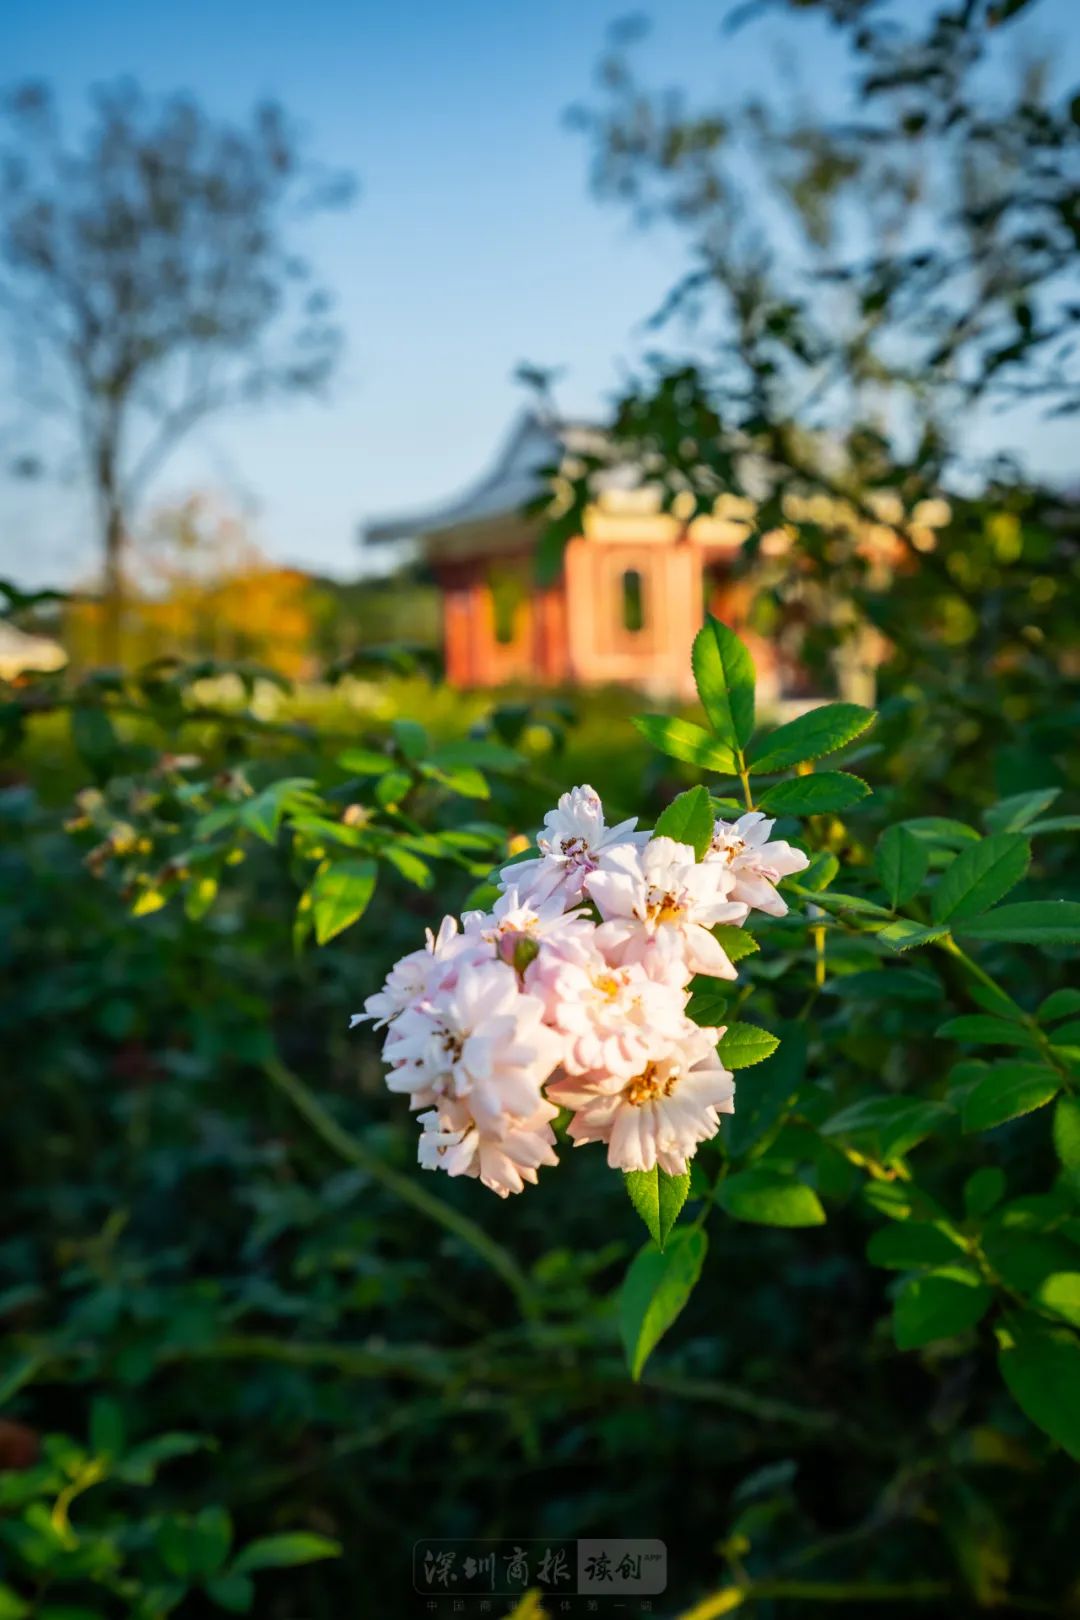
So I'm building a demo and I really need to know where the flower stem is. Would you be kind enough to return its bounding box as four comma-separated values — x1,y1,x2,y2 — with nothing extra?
263,1054,539,1317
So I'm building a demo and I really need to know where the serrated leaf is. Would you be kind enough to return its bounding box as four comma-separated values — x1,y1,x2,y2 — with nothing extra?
717,1022,780,1068
983,788,1061,834
878,919,950,952
875,824,929,908
713,923,759,963
619,1227,708,1381
962,1063,1060,1132
747,702,874,773
894,1267,991,1349
691,617,755,749
632,715,737,775
998,1318,1080,1460
653,784,714,858
757,772,870,816
931,833,1030,925
623,1167,691,1249
309,859,377,945
719,1168,825,1227
957,901,1080,945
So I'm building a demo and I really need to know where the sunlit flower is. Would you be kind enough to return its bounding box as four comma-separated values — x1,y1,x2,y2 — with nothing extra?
499,783,647,907
704,811,809,917
530,942,689,1078
547,1022,735,1176
462,885,593,970
586,836,748,980
382,958,562,1127
416,1094,559,1197
353,916,480,1029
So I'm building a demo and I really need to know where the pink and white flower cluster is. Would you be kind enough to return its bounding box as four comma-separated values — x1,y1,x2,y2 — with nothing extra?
355,787,807,1197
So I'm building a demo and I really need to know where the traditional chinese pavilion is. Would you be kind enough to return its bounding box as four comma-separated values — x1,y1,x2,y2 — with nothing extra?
365,413,888,704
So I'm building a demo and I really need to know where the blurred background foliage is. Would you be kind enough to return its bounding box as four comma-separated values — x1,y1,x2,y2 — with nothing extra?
1,0,1079,1616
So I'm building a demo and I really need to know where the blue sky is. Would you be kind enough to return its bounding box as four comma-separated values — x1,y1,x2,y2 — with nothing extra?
2,0,1078,587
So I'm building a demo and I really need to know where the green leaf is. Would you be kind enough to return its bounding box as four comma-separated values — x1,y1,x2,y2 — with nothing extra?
957,901,1080,945
930,833,1030,925
718,1168,825,1228
867,1223,965,1270
1024,815,1080,835
0,1588,30,1620
998,1318,1080,1459
936,1015,1038,1050
391,718,428,760
309,859,377,945
898,817,981,850
894,1268,992,1349
747,702,874,773
875,825,929,909
337,746,392,775
878,919,950,953
419,762,490,799
206,1574,255,1613
964,1167,1007,1218
623,1167,691,1249
821,1096,951,1160
1053,1096,1080,1170
1035,1273,1080,1329
685,980,733,1025
1040,989,1080,1024
89,1395,125,1459
241,778,319,845
70,705,119,779
727,1024,806,1157
983,787,1060,834
712,923,759,964
691,617,755,749
653,784,714,859
962,1063,1060,1132
632,715,737,775
618,1227,708,1381
232,1532,342,1574
717,1022,780,1069
426,739,523,771
757,772,870,816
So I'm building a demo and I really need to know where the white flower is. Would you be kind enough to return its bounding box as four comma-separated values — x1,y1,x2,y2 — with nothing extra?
462,886,593,969
382,958,562,1128
586,836,748,980
499,784,647,907
548,1022,735,1176
353,916,480,1029
704,811,809,917
529,941,689,1079
417,1095,559,1197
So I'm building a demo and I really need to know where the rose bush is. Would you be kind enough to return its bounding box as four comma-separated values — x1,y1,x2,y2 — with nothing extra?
1,606,1079,1615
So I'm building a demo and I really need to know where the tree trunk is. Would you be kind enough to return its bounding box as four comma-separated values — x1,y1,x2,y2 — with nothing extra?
99,501,125,667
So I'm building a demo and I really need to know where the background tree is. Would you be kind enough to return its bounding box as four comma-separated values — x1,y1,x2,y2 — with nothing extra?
0,81,353,661
549,0,1079,735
